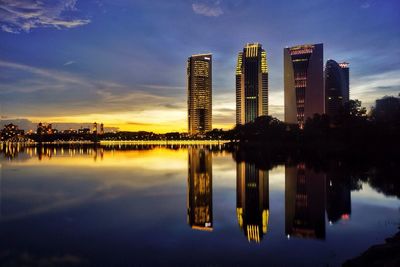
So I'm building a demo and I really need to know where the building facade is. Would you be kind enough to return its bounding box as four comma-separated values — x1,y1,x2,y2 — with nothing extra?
187,54,212,135
236,43,268,125
284,44,324,129
325,60,350,118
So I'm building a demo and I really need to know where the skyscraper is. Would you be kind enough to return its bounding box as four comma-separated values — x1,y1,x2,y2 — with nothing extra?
339,62,350,102
236,43,268,125
325,60,350,118
236,162,269,243
187,54,212,135
187,147,213,231
284,44,324,129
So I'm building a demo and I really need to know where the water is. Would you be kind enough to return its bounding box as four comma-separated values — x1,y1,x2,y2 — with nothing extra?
0,144,399,266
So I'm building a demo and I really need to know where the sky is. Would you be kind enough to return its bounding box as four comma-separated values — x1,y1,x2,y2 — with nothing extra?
0,0,399,133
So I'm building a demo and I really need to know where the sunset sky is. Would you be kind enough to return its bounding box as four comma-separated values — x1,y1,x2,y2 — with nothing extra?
1,0,399,133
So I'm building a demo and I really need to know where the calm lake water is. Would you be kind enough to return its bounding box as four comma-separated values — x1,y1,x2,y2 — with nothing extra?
0,144,399,267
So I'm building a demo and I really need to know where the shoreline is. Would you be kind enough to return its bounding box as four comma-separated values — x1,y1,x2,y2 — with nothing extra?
0,140,231,146
343,228,400,267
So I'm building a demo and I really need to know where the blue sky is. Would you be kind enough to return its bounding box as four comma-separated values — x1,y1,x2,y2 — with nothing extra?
0,0,399,132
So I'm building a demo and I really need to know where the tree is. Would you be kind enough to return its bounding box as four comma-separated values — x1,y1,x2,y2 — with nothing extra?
343,99,367,117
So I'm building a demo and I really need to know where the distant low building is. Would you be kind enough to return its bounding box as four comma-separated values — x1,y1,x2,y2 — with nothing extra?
37,122,56,135
62,129,78,134
78,128,91,134
374,96,400,122
1,123,24,141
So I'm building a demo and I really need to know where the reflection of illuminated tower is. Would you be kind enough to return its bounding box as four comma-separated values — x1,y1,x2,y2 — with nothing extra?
187,147,212,231
326,165,351,224
236,162,269,243
285,163,326,240
92,122,97,134
284,44,324,129
236,43,268,125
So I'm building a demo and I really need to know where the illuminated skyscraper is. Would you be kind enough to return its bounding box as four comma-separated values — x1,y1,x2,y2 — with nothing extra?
236,162,269,243
187,54,212,135
285,163,326,240
187,147,212,231
339,62,350,101
92,122,97,134
236,43,268,125
284,44,324,129
100,123,104,135
325,60,350,117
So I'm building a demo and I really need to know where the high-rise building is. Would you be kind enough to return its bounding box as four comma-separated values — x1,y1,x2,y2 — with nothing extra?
285,163,326,240
187,54,212,135
92,122,97,134
236,162,269,243
187,147,213,231
284,44,324,129
236,43,268,125
325,60,350,117
339,62,350,102
100,123,104,135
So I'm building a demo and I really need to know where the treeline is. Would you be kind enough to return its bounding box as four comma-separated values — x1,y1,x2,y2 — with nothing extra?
231,97,400,155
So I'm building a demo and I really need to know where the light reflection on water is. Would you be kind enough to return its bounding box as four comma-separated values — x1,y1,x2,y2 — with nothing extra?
0,145,399,266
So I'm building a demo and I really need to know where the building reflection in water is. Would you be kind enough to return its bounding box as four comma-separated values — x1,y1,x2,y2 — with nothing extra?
236,162,269,243
326,162,351,224
285,163,326,240
187,147,213,231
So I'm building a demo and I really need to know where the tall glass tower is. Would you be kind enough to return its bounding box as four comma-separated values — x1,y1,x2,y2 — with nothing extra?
325,60,350,118
236,43,268,125
284,44,324,129
187,54,212,135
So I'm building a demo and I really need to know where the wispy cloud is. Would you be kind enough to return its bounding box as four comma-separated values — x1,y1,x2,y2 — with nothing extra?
0,0,90,33
361,3,370,9
351,69,400,107
0,59,189,132
63,60,76,66
192,1,223,17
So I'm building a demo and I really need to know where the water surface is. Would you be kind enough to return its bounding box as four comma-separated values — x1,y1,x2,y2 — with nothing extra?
0,145,399,266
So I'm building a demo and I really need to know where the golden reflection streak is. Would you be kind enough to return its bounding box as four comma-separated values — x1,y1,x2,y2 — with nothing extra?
7,148,188,170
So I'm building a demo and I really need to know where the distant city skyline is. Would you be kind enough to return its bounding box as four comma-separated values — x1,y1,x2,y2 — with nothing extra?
0,0,399,133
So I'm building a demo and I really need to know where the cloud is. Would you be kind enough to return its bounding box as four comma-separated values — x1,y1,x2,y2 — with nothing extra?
0,59,189,132
63,60,76,66
361,2,371,9
351,69,400,107
361,3,370,8
0,0,90,33
192,1,223,17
